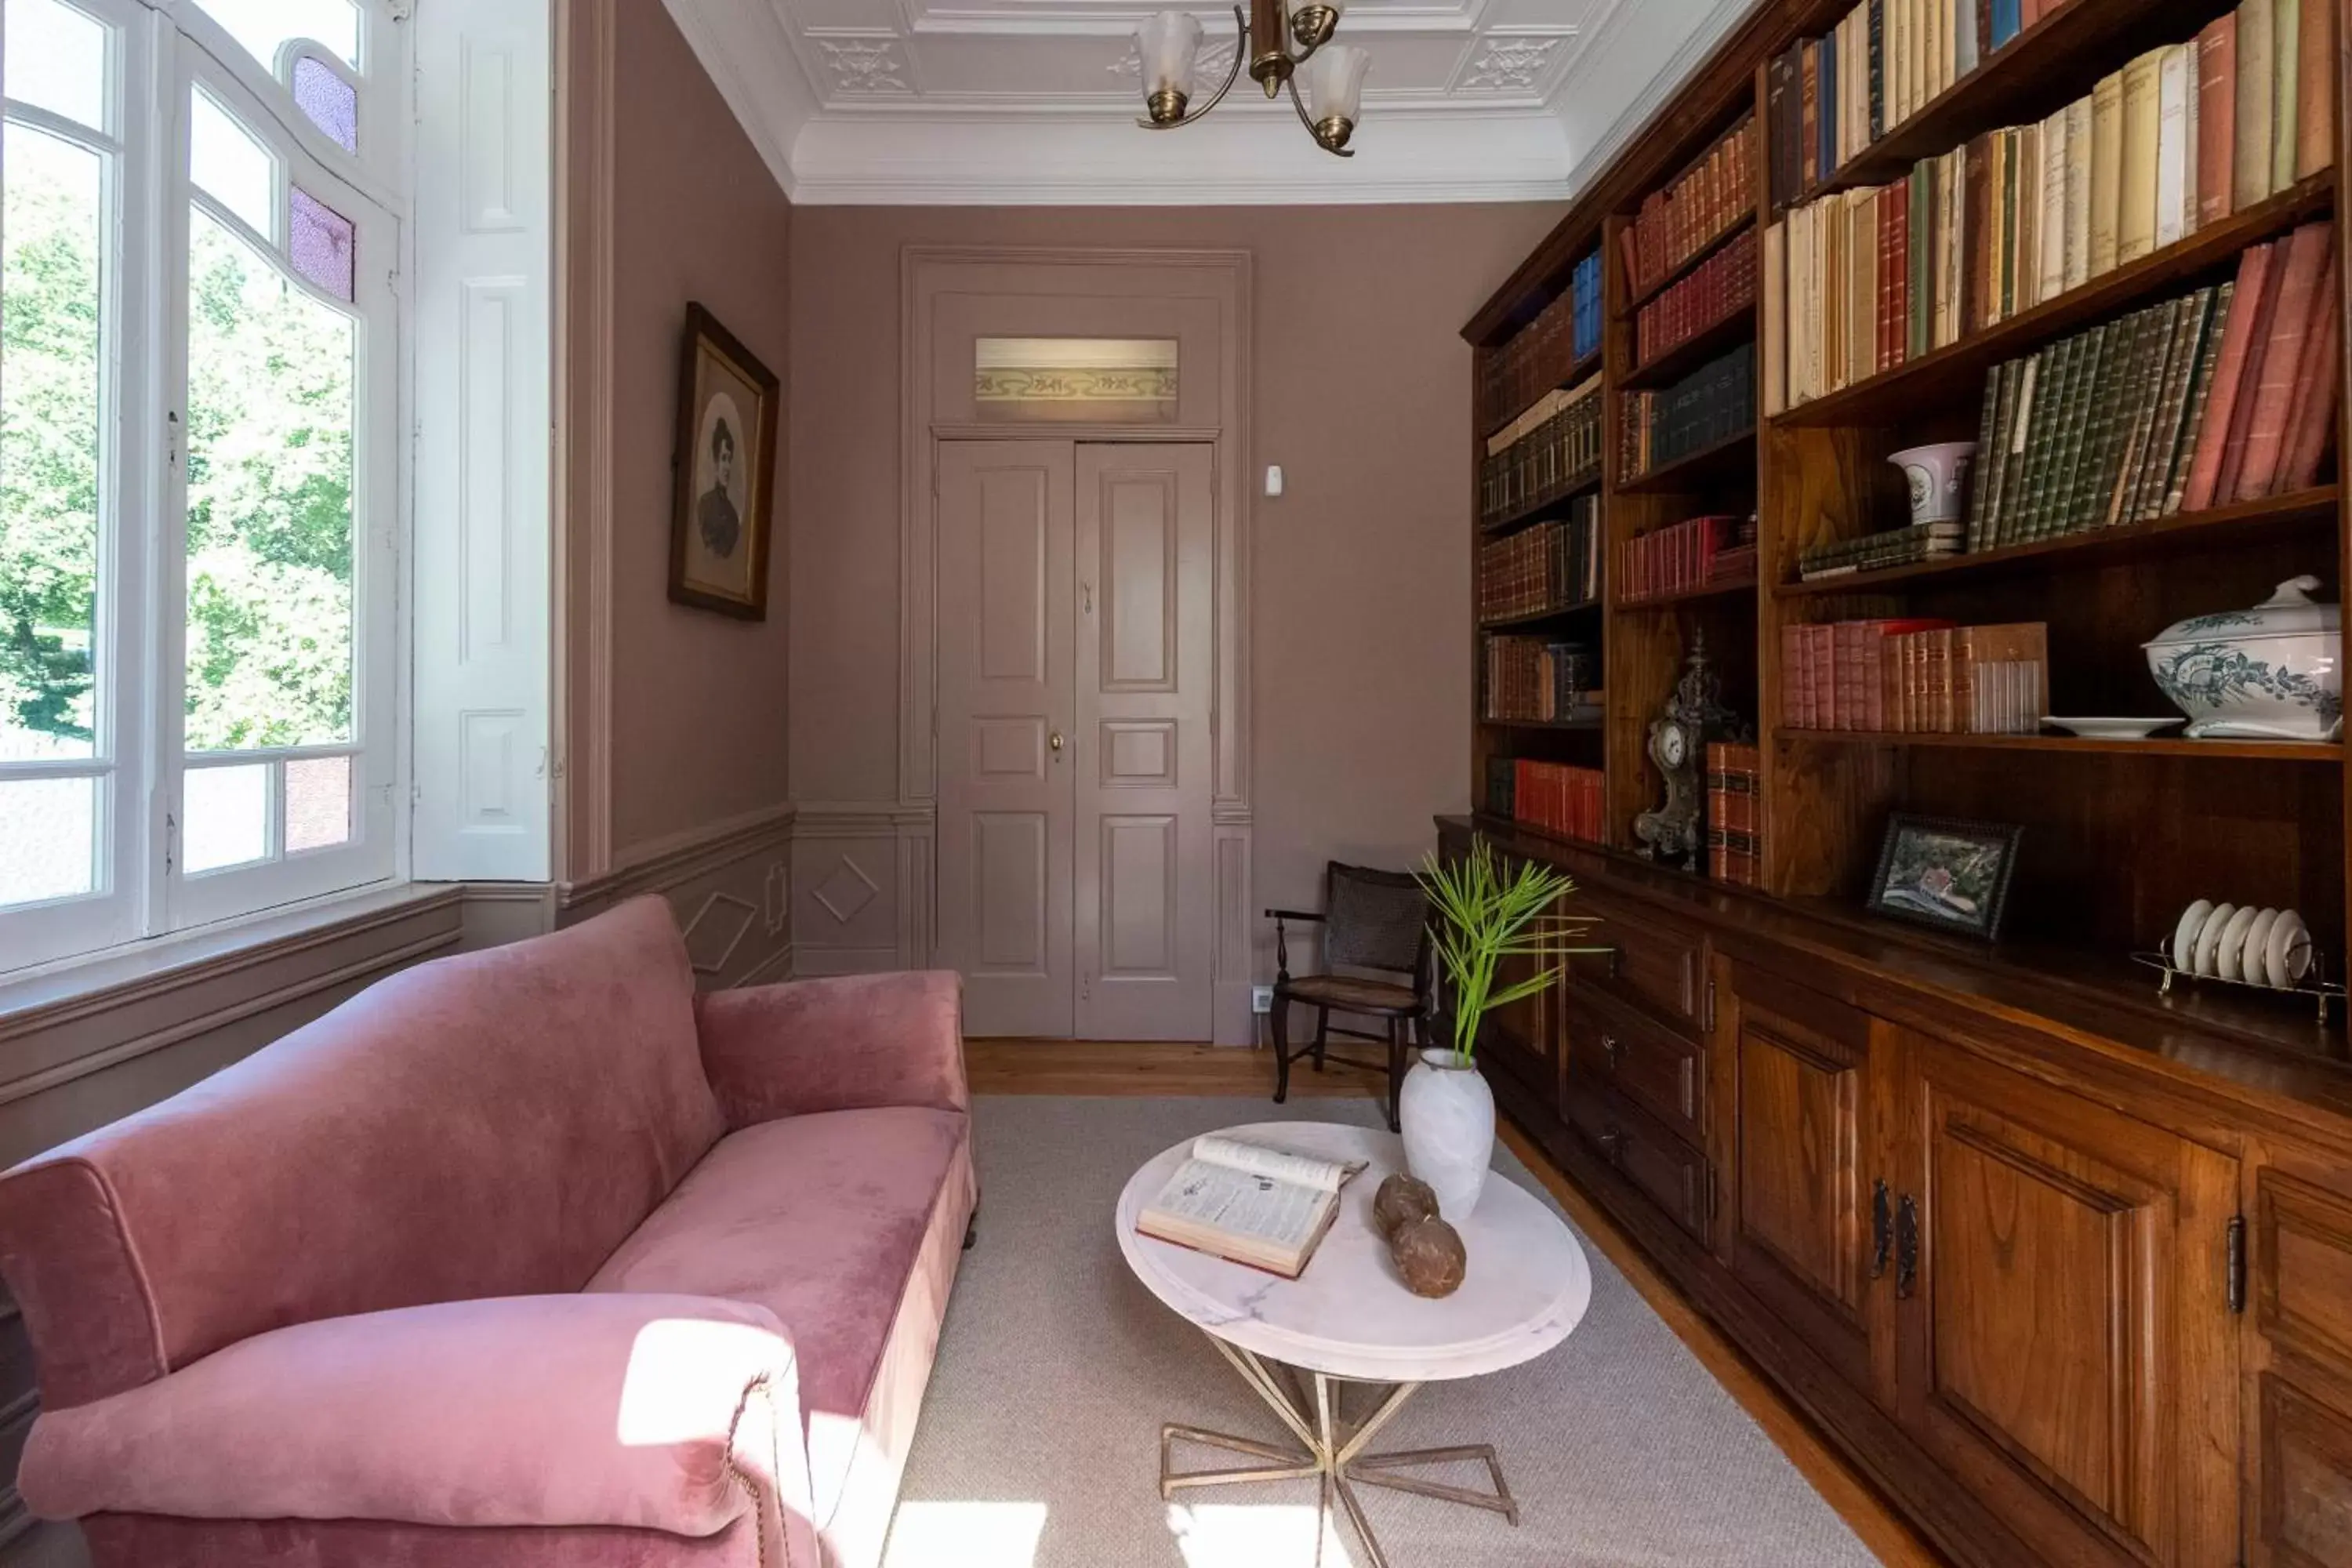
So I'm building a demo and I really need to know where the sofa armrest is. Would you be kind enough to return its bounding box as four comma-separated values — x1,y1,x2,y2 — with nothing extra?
695,971,967,1127
20,1293,818,1562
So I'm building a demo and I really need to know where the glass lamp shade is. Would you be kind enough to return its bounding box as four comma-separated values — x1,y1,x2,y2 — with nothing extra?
1137,11,1204,97
1305,43,1370,126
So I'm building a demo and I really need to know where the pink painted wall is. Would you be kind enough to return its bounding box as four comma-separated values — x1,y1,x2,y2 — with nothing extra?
788,204,1558,946
601,3,793,858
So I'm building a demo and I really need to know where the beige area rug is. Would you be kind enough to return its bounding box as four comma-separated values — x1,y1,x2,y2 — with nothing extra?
880,1094,1884,1568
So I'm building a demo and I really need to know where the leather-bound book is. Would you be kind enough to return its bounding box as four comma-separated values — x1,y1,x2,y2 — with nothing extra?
2232,220,2331,499
2278,252,2341,491
2196,16,2238,228
2183,239,2278,508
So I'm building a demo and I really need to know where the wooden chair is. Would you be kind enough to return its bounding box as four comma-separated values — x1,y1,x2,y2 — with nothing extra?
1265,862,1432,1132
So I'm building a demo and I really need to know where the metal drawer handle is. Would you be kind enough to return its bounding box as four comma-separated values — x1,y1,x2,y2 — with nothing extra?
1600,1033,1621,1069
1596,1125,1624,1166
1896,1194,1920,1299
1870,1179,1893,1280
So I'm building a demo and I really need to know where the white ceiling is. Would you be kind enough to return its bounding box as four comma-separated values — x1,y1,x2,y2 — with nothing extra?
660,0,1758,205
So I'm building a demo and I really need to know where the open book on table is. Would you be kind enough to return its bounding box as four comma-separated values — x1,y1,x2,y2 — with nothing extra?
1134,1134,1370,1279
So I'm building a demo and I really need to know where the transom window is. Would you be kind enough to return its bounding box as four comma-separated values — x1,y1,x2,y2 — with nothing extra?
1,0,402,972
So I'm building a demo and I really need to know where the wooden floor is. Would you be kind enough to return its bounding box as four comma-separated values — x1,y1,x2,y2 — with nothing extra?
967,1037,1948,1568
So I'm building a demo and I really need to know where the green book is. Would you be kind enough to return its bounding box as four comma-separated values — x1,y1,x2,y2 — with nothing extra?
2131,290,2214,523
1973,360,2019,553
1909,162,1933,361
2110,299,2181,526
2016,337,2079,541
1964,368,2004,552
2161,280,2234,517
1992,350,2043,546
2044,325,2107,539
2067,323,2128,535
2082,313,2147,532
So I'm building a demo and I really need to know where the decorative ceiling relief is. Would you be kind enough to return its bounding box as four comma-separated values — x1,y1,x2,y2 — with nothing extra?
1457,35,1566,93
814,34,913,96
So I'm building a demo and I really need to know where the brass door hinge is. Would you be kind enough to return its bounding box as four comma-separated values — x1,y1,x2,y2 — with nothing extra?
2226,1214,2247,1314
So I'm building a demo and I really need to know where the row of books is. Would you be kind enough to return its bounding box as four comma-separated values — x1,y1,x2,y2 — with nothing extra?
1768,0,1998,213
1478,501,1602,623
1492,760,1608,847
1769,2,2339,412
1621,343,1756,481
1484,637,1600,724
1477,252,1604,435
1623,118,1759,302
1798,519,1964,580
1964,222,2338,552
1480,376,1604,528
1781,619,2049,733
1621,514,1759,604
1636,226,1761,370
1706,744,1765,887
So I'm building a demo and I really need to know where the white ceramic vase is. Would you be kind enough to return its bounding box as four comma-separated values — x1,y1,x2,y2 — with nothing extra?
1888,441,1979,525
1399,1048,1495,1224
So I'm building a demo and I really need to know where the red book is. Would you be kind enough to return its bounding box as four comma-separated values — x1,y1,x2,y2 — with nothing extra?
2234,222,2333,501
1888,181,1910,371
2280,252,2342,492
2196,16,2238,229
2187,240,2279,510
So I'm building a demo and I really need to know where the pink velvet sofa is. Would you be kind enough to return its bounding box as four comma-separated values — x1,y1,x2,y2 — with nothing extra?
0,896,976,1568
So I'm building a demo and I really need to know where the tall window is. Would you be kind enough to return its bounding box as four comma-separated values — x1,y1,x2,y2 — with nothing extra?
1,0,401,972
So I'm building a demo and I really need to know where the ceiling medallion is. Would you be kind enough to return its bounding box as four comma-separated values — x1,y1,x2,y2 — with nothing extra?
1132,4,1371,158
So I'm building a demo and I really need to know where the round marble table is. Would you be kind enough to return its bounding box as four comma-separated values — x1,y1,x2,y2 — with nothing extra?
1116,1121,1591,1568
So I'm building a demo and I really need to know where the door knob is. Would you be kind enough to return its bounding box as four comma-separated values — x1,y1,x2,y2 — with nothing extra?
1050,731,1065,755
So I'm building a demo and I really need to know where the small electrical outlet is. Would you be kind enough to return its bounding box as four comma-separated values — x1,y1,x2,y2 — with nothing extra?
1251,985,1276,1014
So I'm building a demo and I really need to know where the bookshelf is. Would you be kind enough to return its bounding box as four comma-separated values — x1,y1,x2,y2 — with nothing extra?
1461,14,2352,1559
1468,0,2347,978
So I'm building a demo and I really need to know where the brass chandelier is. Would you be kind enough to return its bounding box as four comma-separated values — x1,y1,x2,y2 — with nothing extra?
1133,4,1372,156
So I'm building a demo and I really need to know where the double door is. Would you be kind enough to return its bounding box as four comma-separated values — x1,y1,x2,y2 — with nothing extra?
1720,964,2241,1567
935,440,1215,1040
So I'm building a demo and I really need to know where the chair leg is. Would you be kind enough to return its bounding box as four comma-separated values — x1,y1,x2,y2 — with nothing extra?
1272,998,1292,1105
1312,1008,1330,1073
1385,1018,1406,1133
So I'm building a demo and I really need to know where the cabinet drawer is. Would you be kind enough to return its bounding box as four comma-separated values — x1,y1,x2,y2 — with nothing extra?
1567,988,1704,1147
1562,1076,1711,1243
1566,893,1705,1031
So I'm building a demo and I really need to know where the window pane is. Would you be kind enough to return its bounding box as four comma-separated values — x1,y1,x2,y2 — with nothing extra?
283,753,348,852
291,56,357,152
289,186,354,301
193,0,360,73
183,761,267,873
4,0,108,131
2,125,104,764
184,209,355,751
0,775,96,906
190,89,274,237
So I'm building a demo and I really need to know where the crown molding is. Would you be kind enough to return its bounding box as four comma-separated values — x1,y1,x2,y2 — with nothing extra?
658,0,815,201
1552,0,1756,205
789,108,1573,205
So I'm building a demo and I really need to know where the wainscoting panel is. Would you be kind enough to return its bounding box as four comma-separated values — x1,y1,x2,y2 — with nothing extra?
560,802,796,992
793,802,935,976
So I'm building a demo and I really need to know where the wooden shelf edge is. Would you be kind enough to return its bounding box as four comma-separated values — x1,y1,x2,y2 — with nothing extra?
1620,578,1762,611
1624,212,1759,314
1481,470,1604,535
1482,352,1605,444
1776,729,2343,762
1775,487,2344,596
1482,716,1606,731
1481,600,1606,631
1619,426,1759,494
1624,304,1761,391
1773,173,2336,429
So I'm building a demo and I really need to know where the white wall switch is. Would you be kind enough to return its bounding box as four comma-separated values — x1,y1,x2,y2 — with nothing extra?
1265,465,1284,498
1251,985,1276,1014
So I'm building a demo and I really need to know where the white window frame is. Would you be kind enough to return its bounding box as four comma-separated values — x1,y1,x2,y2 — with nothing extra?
0,0,409,974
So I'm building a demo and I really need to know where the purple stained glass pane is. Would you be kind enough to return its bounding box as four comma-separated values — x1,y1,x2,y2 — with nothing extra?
289,186,355,303
292,55,358,153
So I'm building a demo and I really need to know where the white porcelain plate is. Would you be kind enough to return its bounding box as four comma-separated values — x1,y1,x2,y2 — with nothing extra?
2215,905,2261,982
2172,900,2215,972
2240,909,2281,985
2267,910,2313,989
2042,717,2187,739
2194,903,2239,978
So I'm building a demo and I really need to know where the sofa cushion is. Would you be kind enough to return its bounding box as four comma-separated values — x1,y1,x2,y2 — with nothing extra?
585,1108,967,1519
0,897,723,1409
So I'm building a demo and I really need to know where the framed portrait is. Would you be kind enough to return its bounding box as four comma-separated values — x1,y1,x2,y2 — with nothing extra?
669,303,779,619
1865,815,2022,942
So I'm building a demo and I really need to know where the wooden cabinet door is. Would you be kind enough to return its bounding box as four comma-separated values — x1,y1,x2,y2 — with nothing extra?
1722,963,1891,1398
1893,1031,2239,1568
2248,1166,2352,1568
1483,942,1559,1106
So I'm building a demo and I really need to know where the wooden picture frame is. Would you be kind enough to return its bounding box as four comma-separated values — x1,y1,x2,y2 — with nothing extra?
668,303,779,619
1865,814,2022,942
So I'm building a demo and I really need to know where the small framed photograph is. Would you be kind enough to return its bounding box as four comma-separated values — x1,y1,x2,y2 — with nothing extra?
669,303,779,620
1865,814,2021,942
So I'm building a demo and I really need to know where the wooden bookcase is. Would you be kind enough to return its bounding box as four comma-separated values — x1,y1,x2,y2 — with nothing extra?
1468,0,2350,1009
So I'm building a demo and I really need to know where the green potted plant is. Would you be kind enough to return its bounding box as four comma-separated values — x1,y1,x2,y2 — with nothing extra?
1405,840,1592,1221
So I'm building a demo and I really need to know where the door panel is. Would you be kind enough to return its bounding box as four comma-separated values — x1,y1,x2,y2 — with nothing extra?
1895,1030,2240,1568
936,442,1076,1037
1074,445,1214,1039
1726,966,1882,1393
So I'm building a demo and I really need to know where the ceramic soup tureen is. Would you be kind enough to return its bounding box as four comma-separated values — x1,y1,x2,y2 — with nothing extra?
2143,575,2343,742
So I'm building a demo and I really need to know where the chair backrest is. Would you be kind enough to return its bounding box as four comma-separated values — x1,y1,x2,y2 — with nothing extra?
1322,862,1428,977
0,897,724,1410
